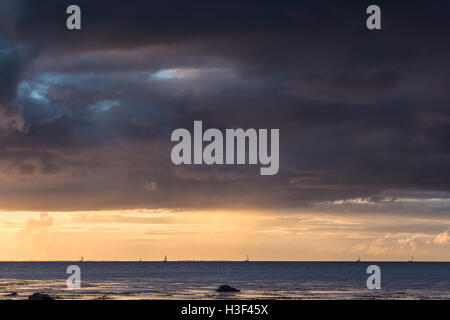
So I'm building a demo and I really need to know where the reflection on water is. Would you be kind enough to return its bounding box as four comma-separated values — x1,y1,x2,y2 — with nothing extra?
1,262,449,300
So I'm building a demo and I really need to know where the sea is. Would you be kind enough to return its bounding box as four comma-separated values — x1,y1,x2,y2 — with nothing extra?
0,262,449,300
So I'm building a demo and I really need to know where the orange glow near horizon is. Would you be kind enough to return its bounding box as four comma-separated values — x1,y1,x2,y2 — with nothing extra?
0,209,449,261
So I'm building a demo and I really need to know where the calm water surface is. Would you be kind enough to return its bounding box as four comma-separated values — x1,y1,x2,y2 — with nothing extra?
0,262,449,300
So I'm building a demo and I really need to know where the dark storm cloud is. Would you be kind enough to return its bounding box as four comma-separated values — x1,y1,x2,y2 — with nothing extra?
0,39,35,130
1,0,450,212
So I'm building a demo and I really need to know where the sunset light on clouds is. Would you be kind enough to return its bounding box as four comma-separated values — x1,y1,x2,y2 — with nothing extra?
1,206,448,261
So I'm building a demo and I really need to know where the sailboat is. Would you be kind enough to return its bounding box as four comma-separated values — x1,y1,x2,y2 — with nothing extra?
408,256,414,262
356,255,361,262
139,258,142,263
80,256,84,262
163,255,168,263
244,254,250,262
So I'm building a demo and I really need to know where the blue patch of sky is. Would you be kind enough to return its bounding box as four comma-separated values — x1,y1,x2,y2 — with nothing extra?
36,72,102,86
17,72,114,104
151,69,178,80
89,99,121,113
16,71,168,127
17,81,49,104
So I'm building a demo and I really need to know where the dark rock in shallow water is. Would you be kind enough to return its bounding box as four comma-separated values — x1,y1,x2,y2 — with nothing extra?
28,292,54,300
216,285,240,292
6,292,18,296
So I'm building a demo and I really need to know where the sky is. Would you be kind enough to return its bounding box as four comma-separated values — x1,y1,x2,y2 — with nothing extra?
0,0,449,261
